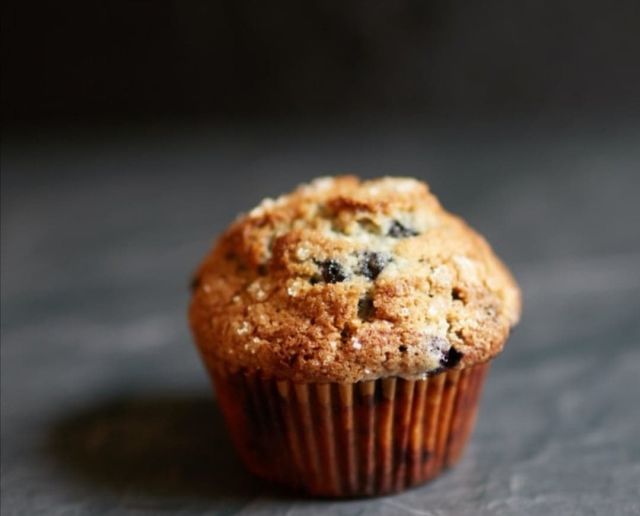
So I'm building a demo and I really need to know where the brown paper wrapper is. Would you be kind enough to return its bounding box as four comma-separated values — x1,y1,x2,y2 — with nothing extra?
208,362,489,497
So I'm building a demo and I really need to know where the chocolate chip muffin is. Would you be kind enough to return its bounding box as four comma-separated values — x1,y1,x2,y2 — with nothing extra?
189,176,521,497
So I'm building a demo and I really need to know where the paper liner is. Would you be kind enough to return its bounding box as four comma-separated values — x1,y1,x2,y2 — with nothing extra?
209,362,489,497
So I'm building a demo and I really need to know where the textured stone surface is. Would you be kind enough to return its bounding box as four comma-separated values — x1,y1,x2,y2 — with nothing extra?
2,120,640,515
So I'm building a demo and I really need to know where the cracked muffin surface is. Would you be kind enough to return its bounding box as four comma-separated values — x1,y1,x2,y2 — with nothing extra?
189,176,521,383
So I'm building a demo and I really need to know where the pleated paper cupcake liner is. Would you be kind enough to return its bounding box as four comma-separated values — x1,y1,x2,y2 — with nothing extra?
209,362,489,497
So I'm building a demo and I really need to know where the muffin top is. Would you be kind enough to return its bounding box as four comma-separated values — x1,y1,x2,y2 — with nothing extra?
190,176,521,383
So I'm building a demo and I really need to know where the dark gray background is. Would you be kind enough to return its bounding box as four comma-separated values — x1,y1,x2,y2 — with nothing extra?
2,1,640,514
2,118,640,515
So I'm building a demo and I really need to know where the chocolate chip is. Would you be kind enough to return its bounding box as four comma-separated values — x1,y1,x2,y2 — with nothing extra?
358,293,375,321
398,345,408,352
387,220,419,238
440,347,463,368
317,259,348,283
257,264,268,276
358,251,390,280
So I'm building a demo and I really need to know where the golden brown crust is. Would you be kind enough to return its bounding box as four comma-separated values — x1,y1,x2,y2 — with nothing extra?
189,176,521,383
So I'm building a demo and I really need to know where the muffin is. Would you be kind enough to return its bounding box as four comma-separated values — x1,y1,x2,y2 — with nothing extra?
189,176,521,497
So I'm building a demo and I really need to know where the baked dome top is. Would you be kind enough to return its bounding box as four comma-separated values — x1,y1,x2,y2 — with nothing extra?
190,176,521,383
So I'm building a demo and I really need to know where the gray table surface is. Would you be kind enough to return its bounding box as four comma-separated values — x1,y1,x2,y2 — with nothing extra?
2,119,640,515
